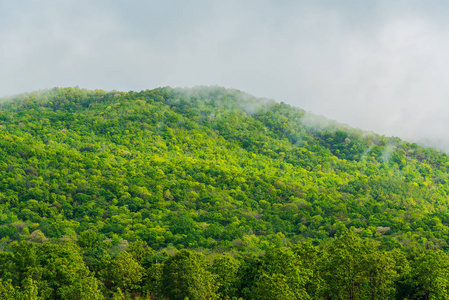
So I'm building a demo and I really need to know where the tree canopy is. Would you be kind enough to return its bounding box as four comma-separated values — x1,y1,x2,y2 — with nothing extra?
0,86,449,298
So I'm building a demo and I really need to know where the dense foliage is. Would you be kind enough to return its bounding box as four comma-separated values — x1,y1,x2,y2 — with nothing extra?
1,232,448,299
1,86,449,298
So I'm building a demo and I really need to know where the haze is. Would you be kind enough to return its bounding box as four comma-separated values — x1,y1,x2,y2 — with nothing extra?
2,1,449,151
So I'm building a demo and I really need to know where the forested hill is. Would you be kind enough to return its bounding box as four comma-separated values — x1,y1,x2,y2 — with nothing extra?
0,86,449,250
3,86,449,299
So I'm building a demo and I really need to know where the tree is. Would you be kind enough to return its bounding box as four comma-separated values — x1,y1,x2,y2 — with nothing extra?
254,248,311,300
126,239,153,268
292,242,323,297
320,232,397,300
160,249,219,300
211,253,241,298
77,230,103,251
39,242,103,300
255,273,298,300
0,279,20,300
9,242,103,300
397,249,449,300
108,251,144,297
0,278,40,300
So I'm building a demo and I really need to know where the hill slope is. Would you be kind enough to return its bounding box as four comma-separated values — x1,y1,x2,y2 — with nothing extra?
0,86,448,251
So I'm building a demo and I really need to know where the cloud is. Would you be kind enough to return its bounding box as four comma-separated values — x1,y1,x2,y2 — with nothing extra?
1,1,449,151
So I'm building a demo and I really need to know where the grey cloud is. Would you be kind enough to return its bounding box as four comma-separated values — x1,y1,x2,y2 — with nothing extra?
2,1,449,151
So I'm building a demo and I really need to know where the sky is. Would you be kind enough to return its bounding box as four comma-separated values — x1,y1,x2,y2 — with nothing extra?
2,0,449,151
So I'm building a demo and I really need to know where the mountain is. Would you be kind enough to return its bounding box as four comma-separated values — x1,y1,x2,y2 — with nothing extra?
3,86,449,299
0,86,448,251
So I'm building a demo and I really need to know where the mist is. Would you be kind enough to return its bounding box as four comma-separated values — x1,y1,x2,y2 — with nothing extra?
2,1,449,151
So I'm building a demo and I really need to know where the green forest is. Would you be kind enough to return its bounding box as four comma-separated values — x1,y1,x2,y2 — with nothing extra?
1,86,449,299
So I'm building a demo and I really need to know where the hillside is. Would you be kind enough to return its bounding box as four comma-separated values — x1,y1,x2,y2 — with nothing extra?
2,86,449,299
0,86,448,251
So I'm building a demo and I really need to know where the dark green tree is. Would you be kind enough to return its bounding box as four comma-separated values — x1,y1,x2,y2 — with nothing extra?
160,249,219,300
